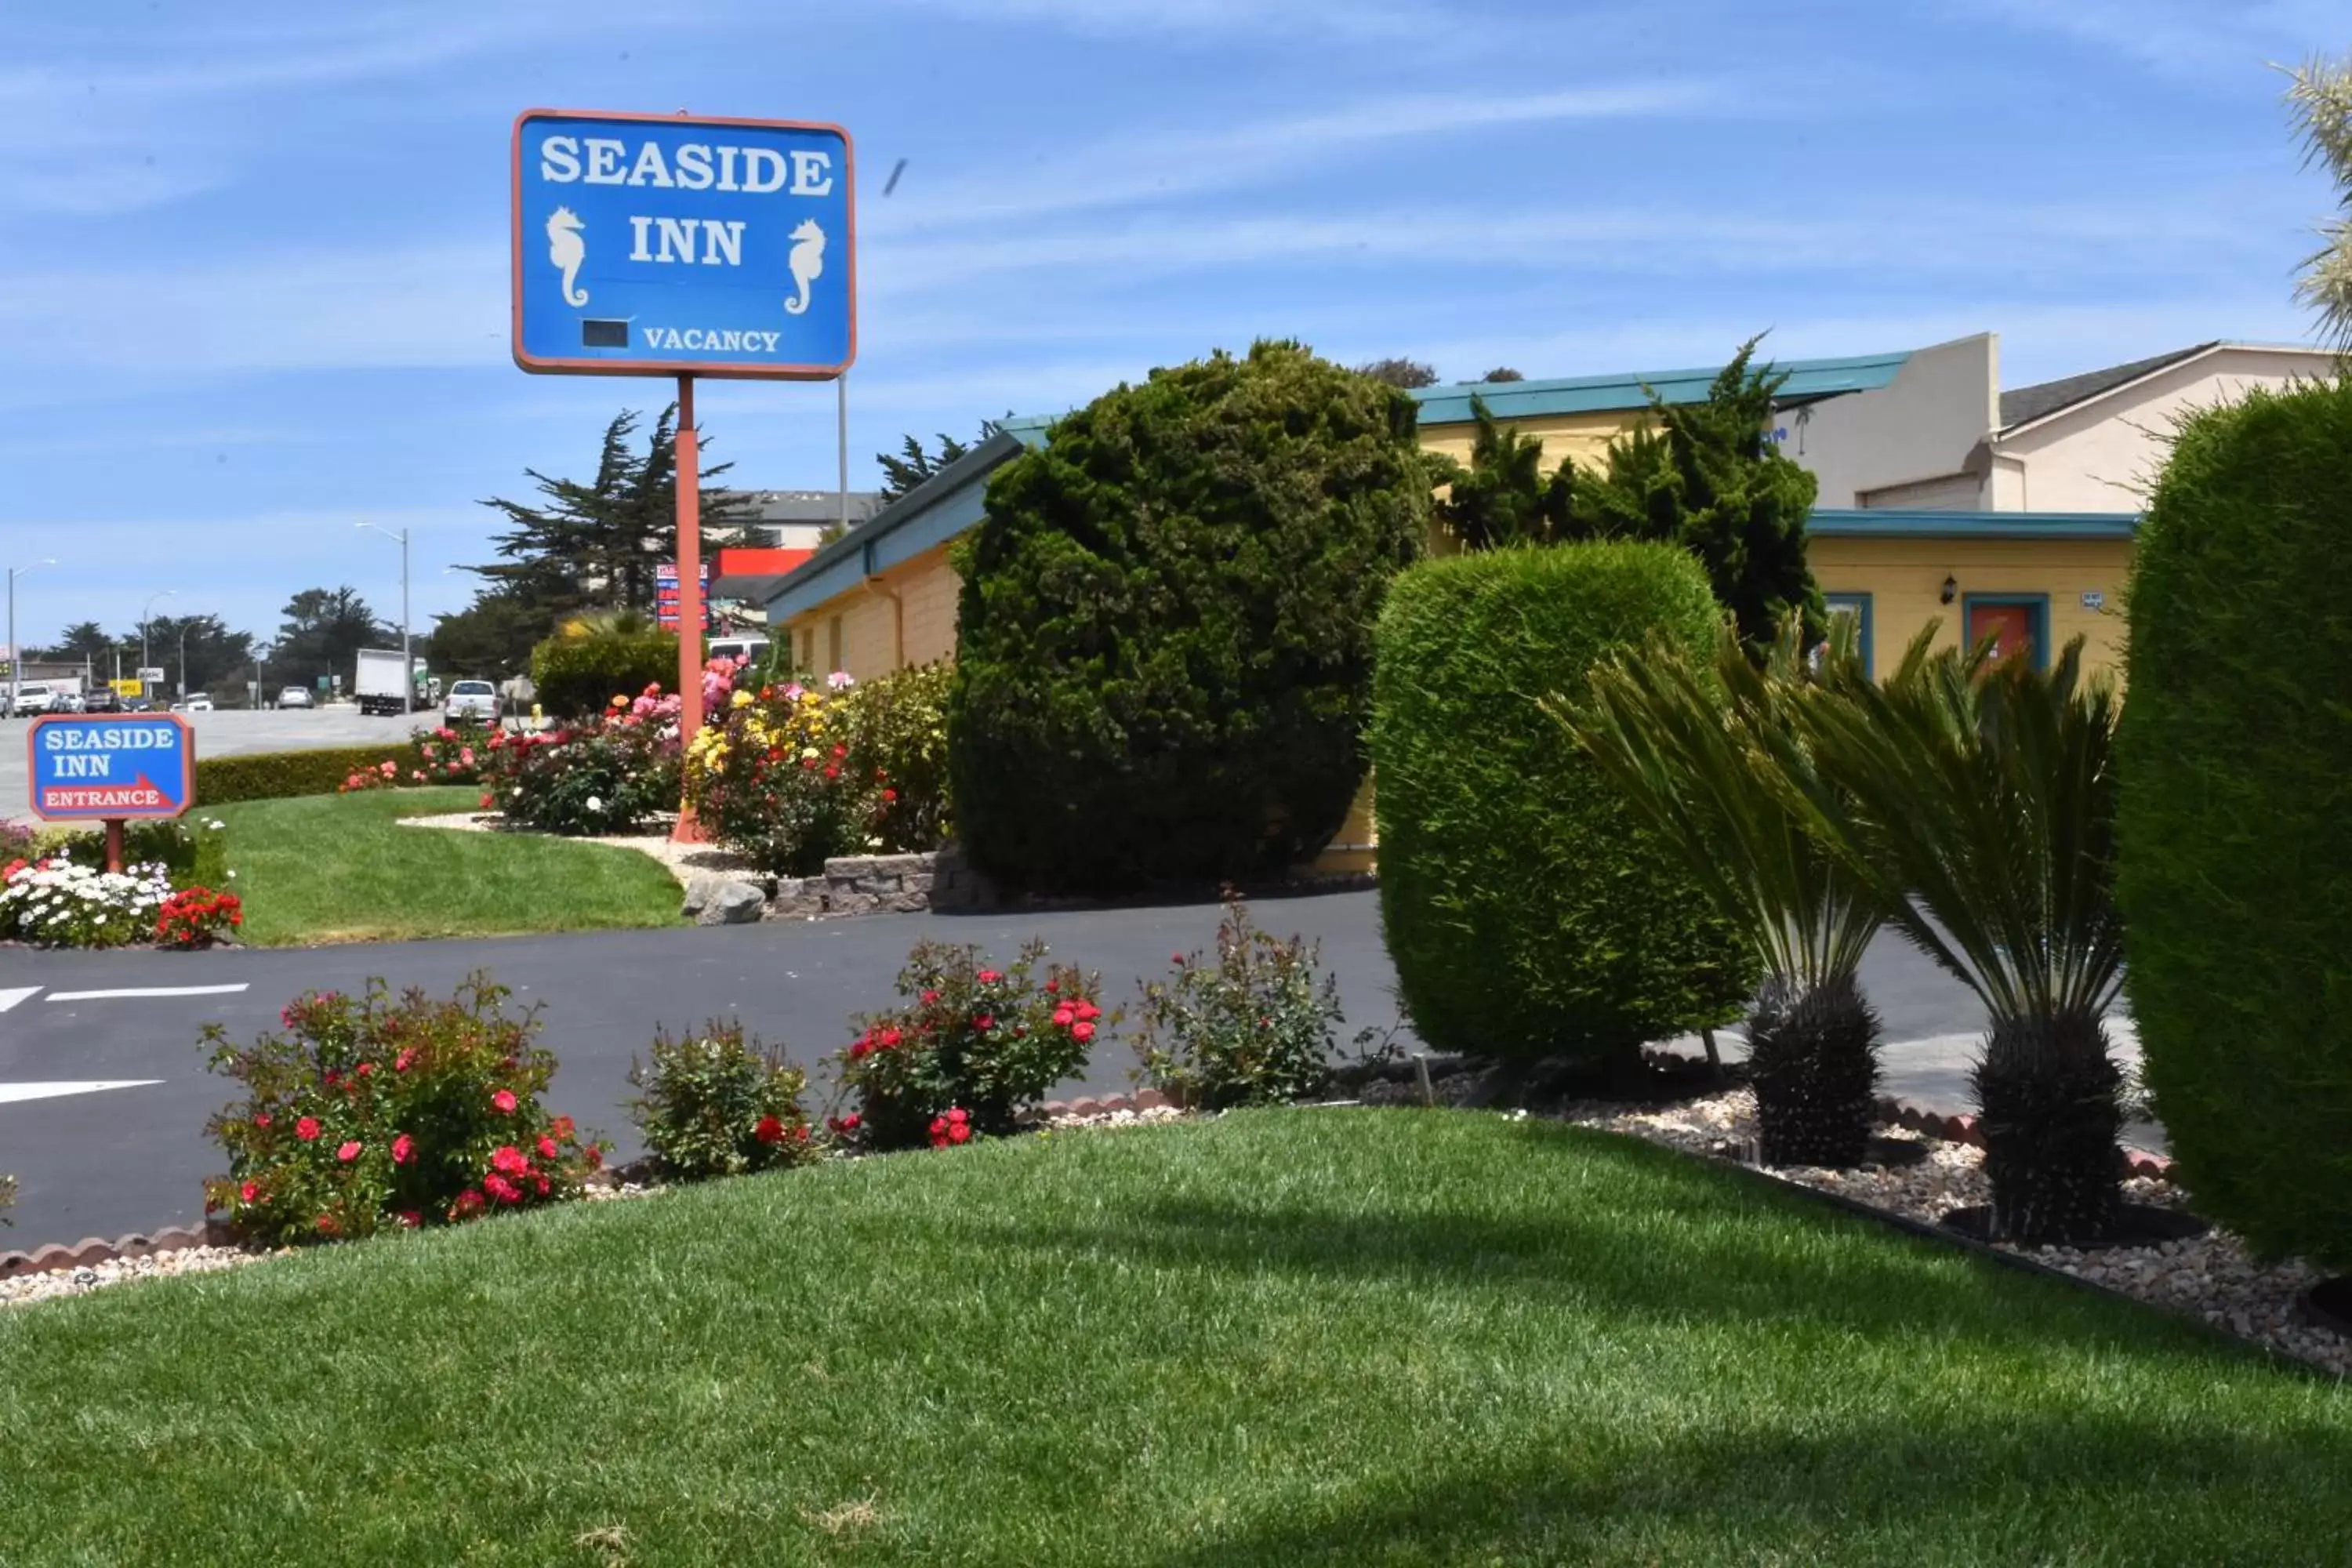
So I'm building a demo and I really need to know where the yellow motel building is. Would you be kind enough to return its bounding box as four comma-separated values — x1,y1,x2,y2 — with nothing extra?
760,332,2331,866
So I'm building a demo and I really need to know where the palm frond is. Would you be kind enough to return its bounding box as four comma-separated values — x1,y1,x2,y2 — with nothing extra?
1559,620,1882,989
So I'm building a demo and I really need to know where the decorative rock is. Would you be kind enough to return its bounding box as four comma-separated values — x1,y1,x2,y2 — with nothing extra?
0,1252,32,1278
1068,1098,1104,1118
684,873,767,926
67,1239,114,1269
1134,1087,1171,1111
1946,1114,1984,1147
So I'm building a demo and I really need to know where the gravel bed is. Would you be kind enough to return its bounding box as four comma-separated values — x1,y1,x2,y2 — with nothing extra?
1559,1086,2348,1377
397,811,758,880
0,1244,278,1310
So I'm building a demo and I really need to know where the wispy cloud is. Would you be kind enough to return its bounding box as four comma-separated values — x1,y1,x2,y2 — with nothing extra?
873,79,1730,229
1951,0,2343,74
869,0,1461,45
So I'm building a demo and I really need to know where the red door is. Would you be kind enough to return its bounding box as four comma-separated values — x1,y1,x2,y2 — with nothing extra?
1965,601,2038,666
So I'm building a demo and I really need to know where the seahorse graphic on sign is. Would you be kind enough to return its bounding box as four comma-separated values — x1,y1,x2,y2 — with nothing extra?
546,207,588,307
784,219,826,315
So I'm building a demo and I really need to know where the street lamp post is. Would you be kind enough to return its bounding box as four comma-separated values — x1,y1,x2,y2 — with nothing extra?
356,521,412,716
7,558,59,717
141,589,177,703
176,618,207,702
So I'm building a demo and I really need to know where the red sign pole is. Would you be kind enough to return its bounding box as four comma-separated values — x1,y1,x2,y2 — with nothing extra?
104,818,124,874
672,373,708,844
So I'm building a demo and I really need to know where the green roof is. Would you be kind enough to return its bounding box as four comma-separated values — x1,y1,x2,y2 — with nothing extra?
1411,349,1913,426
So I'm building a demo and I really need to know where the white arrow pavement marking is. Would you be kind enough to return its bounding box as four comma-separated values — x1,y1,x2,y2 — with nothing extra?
0,987,38,1013
0,1080,163,1105
43,984,249,1002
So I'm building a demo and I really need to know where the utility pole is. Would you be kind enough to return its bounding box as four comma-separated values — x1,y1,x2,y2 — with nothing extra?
837,369,850,535
6,558,57,717
141,589,176,704
355,521,413,715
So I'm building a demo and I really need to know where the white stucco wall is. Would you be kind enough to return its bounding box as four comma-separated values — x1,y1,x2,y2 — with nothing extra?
1992,346,2337,513
1790,332,1998,508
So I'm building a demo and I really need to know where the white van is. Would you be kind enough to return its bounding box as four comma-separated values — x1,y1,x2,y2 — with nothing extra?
7,683,55,717
707,636,771,670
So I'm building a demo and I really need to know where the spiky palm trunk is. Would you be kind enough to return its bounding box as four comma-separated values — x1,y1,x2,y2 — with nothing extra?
1973,1014,2124,1243
1746,972,1882,1167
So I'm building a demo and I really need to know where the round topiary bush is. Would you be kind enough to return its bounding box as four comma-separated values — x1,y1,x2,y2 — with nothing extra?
2118,374,2352,1271
1373,542,1755,1070
946,340,1428,894
530,622,680,718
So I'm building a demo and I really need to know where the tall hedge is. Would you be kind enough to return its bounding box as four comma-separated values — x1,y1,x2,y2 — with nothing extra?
1374,542,1754,1068
948,340,1428,893
530,626,679,718
2118,375,2352,1269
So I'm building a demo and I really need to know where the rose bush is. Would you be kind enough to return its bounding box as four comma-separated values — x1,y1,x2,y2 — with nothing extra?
682,673,880,874
201,975,601,1243
832,938,1109,1149
481,688,683,834
1132,898,1367,1109
626,1018,822,1181
336,724,494,793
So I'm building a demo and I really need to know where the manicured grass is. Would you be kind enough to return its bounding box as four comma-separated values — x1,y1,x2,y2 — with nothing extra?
1,1112,2346,1566
210,786,682,945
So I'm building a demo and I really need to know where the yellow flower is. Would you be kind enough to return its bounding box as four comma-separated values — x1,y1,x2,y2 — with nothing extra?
731,689,753,709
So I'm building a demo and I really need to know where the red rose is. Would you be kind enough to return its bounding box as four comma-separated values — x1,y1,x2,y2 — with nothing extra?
948,1121,972,1145
754,1116,786,1145
323,1071,341,1091
537,1135,559,1160
535,1175,550,1197
585,1144,603,1169
947,1108,968,1124
920,989,940,1004
238,1181,260,1204
253,1112,272,1129
1076,1001,1101,1022
337,1140,362,1163
552,1115,575,1139
491,1145,529,1176
879,1027,902,1049
452,1189,485,1218
1171,953,1186,965
1044,979,1058,994
977,970,1003,985
316,1214,339,1236
484,1174,521,1204
1053,1007,1076,1027
394,1050,416,1073
355,1062,374,1078
391,1133,416,1166
295,1116,321,1142
881,788,898,802
927,1116,949,1149
396,1210,423,1229
1073,1022,1095,1043
491,1088,518,1114
973,1014,994,1032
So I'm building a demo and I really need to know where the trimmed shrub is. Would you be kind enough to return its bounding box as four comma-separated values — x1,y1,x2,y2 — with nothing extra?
1373,543,1754,1069
627,1020,822,1181
1132,898,1358,1109
948,339,1428,894
2118,374,2352,1269
197,745,410,804
531,623,680,719
201,975,603,1243
485,703,680,836
831,939,1108,1149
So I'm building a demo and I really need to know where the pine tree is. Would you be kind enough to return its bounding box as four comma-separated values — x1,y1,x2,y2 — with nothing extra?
1430,395,1573,550
474,406,746,618
1567,337,1823,652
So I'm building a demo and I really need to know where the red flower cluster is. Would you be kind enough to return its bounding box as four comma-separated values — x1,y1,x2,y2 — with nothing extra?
928,1107,972,1148
155,887,241,949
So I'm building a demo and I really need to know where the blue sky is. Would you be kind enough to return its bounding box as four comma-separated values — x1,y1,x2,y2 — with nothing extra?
0,0,2342,652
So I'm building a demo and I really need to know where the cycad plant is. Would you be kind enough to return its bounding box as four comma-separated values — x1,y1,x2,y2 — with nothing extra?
1566,621,1885,1166
1785,630,2127,1243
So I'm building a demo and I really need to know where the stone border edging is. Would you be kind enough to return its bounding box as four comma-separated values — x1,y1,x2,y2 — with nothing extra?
0,1221,231,1281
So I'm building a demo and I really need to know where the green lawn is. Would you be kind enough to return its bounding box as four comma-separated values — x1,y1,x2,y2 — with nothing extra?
1,1112,2345,1566
211,786,682,945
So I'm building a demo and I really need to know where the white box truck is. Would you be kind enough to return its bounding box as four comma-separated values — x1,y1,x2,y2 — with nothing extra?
354,648,414,717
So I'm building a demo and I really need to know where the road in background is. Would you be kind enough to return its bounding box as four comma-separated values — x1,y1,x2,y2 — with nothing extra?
0,891,2063,1247
1,709,421,823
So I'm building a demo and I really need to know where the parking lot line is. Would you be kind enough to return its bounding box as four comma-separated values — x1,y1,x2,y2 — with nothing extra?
43,984,252,1003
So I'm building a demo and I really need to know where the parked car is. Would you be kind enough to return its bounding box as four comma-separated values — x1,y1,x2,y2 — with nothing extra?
83,688,122,713
52,691,85,713
278,686,314,710
119,695,154,713
442,678,499,724
170,695,214,713
6,683,56,717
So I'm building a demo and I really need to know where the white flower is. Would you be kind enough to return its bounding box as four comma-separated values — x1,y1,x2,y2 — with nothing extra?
584,796,604,814
227,869,238,880
206,818,225,830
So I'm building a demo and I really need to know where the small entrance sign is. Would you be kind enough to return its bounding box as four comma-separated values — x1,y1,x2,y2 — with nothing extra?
27,714,194,821
511,109,855,379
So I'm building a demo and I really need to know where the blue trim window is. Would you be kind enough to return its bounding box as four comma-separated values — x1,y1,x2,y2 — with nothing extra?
1823,592,1874,678
1959,592,2050,671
